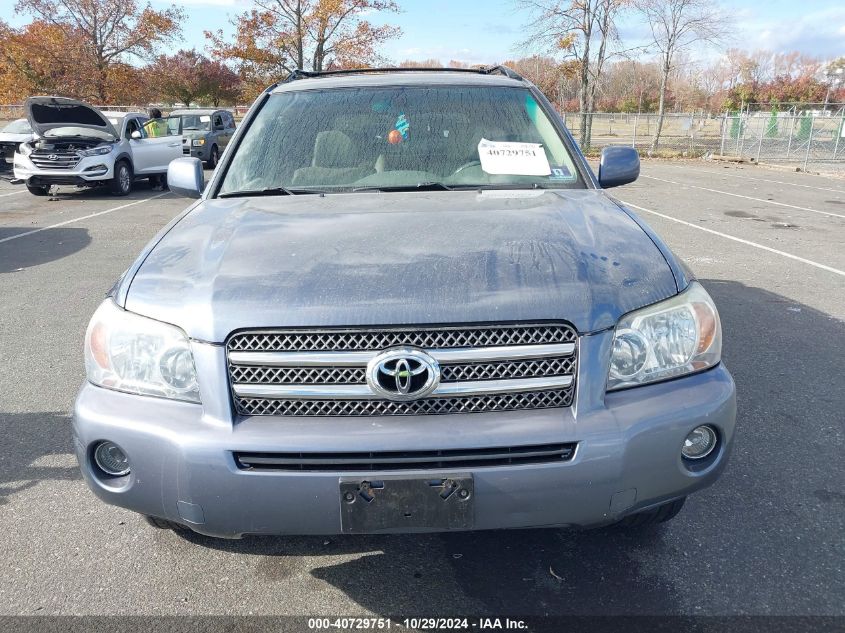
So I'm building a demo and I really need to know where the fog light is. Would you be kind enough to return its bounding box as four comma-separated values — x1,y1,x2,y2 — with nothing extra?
682,425,717,460
93,441,130,476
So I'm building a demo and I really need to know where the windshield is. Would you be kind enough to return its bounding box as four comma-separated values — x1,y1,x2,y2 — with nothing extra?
218,86,582,195
2,119,32,134
180,114,212,131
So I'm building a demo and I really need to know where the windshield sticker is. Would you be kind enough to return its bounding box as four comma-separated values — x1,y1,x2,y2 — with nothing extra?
395,113,409,140
549,166,573,180
200,115,211,123
477,138,551,176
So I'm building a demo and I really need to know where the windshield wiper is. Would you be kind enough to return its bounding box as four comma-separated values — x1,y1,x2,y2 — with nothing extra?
352,182,453,192
218,186,323,198
449,183,552,191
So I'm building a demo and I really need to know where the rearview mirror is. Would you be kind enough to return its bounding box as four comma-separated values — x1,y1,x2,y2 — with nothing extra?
598,146,640,188
167,157,204,199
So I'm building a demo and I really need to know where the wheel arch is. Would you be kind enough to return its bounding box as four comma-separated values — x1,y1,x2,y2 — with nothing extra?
114,152,133,170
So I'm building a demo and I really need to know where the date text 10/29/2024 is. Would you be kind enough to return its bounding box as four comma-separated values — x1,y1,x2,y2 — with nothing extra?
307,617,529,630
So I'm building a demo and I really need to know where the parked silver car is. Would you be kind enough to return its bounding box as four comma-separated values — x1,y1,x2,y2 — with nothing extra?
169,108,236,168
74,67,736,539
0,118,34,171
14,97,182,195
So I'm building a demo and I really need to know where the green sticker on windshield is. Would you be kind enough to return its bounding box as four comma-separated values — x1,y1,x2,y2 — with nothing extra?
550,166,572,180
395,113,409,140
525,93,540,123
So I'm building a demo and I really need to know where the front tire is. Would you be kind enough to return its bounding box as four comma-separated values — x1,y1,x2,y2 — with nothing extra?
109,160,132,196
206,145,219,169
26,184,49,196
145,515,188,532
616,497,686,529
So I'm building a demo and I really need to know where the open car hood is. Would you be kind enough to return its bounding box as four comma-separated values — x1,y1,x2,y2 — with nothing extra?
25,96,118,139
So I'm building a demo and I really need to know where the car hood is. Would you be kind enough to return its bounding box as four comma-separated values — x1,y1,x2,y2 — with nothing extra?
124,190,679,341
25,96,118,139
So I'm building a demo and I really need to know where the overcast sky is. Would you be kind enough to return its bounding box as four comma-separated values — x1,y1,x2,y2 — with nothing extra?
3,0,844,63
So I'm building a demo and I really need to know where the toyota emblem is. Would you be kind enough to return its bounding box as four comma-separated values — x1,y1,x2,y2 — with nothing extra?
366,347,440,401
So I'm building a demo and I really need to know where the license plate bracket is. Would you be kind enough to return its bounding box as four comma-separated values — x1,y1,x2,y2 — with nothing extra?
339,475,474,533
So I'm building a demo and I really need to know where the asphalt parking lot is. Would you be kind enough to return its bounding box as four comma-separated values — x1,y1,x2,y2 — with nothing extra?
0,161,843,619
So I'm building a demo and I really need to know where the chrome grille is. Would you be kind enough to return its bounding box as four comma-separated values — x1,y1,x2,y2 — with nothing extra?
29,150,80,170
237,389,574,417
230,365,367,385
228,324,575,352
227,324,577,417
230,357,575,386
441,357,575,382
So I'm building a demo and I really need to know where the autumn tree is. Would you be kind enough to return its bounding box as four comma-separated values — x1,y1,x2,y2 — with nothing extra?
398,59,446,68
15,0,184,103
516,0,628,149
822,57,845,107
596,59,662,112
501,56,578,110
201,61,242,106
206,0,400,100
0,19,88,102
153,50,209,106
634,0,731,150
152,50,243,106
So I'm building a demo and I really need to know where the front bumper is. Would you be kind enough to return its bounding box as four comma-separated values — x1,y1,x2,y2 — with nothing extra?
182,143,209,160
13,152,114,185
0,143,19,170
72,333,736,538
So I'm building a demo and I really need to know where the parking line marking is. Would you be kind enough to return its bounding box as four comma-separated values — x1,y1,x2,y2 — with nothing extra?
0,193,169,244
619,200,845,278
671,167,845,195
640,174,845,219
0,189,26,198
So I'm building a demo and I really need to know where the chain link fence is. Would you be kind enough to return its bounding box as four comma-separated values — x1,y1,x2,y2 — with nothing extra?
720,112,845,170
562,112,724,155
562,111,845,172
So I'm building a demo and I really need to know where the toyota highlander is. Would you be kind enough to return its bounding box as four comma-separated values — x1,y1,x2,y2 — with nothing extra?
73,67,736,538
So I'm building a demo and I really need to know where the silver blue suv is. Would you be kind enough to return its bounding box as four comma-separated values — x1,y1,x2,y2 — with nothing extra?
73,67,736,539
170,108,236,168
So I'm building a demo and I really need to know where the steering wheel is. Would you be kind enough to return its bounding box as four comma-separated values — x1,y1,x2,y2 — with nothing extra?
452,160,481,175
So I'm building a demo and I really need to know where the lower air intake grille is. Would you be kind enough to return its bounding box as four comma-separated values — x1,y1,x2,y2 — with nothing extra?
234,442,577,471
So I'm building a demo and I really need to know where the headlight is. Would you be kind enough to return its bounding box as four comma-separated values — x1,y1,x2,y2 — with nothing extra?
192,139,205,146
18,142,33,156
84,299,201,403
78,144,114,157
607,282,721,391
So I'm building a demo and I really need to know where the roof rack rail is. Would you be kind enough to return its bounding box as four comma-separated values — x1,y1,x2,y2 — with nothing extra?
282,65,524,83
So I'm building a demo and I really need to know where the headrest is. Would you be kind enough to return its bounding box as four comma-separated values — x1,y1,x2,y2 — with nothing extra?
313,130,355,168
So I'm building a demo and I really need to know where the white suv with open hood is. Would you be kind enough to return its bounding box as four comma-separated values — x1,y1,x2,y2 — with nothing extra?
14,96,183,196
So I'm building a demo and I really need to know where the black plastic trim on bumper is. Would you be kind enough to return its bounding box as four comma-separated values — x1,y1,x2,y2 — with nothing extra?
234,442,578,471
27,175,100,187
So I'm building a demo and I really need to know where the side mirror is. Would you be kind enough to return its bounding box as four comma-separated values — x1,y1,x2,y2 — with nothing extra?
130,130,142,140
598,146,640,188
167,157,204,199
